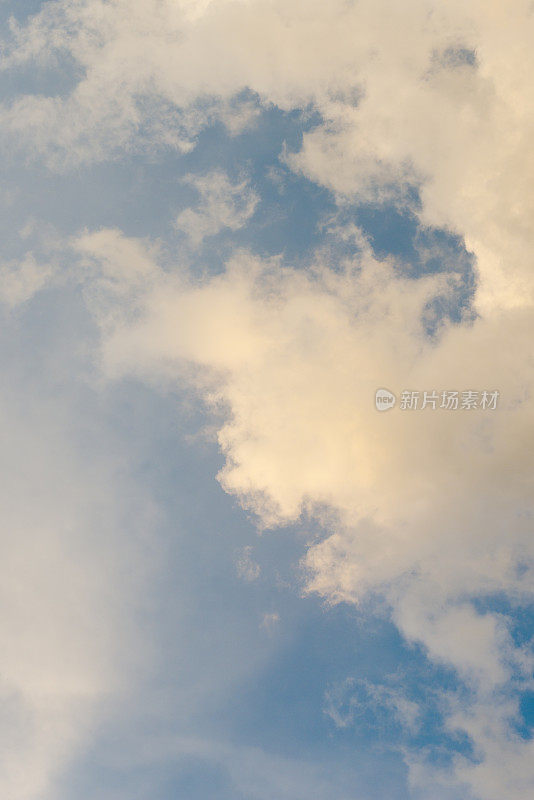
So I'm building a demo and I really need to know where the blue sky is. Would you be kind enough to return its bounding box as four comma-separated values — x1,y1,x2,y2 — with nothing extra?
0,3,533,799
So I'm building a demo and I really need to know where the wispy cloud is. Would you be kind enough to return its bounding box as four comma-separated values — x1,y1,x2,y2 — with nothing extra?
0,254,55,307
0,324,156,800
175,171,258,247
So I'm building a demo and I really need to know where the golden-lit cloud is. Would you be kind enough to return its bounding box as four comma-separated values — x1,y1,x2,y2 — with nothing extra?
71,217,534,796
2,1,534,796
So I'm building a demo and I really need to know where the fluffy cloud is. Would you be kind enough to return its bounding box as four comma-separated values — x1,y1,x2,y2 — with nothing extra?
3,0,534,313
71,223,534,797
3,1,534,798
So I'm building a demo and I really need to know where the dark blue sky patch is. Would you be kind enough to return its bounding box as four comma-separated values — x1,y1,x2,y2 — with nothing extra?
518,693,534,740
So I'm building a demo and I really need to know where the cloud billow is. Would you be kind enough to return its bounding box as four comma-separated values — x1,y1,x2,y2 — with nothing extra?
1,1,534,798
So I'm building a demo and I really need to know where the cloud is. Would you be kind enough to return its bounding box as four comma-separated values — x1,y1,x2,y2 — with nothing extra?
0,283,156,799
102,733,374,800
236,544,261,582
71,223,534,798
261,612,280,632
324,677,421,735
175,171,259,246
3,1,534,797
3,0,534,315
0,254,55,307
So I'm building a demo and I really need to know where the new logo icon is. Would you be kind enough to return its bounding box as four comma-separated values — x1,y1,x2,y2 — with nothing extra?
375,388,396,411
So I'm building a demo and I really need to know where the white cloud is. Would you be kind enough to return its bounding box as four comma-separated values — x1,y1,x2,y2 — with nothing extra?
236,544,261,582
0,254,55,307
324,677,421,735
72,226,534,798
3,0,534,313
175,171,258,246
0,307,156,799
3,1,534,797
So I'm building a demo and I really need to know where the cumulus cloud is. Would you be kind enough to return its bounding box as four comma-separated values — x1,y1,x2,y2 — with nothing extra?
3,0,534,313
70,222,534,798
3,1,534,798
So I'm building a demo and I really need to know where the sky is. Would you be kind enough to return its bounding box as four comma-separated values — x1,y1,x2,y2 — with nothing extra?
0,2,533,799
